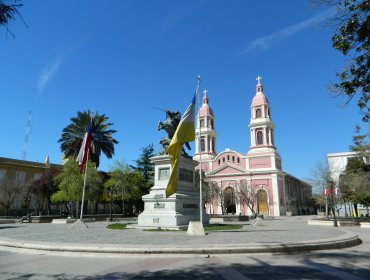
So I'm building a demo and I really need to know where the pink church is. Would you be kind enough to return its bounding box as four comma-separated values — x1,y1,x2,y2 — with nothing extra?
193,77,312,217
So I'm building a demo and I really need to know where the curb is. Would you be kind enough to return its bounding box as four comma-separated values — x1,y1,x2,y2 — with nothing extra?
0,233,361,255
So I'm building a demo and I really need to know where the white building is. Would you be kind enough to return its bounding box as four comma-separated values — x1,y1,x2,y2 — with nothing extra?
327,151,370,216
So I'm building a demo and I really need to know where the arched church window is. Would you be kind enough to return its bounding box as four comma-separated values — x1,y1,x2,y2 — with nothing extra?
257,131,263,145
227,155,230,161
237,157,240,163
218,159,220,165
200,119,204,128
232,156,235,162
223,157,225,162
210,119,214,128
256,109,262,118
200,138,205,152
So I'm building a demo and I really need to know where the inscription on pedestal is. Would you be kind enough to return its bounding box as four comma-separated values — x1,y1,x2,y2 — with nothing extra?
153,218,159,223
179,168,193,183
159,168,170,181
154,203,165,209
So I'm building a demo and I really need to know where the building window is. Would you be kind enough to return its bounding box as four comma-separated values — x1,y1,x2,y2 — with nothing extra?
218,159,220,165
256,109,262,118
33,173,42,180
210,119,214,128
0,169,6,180
223,157,225,162
200,119,204,128
227,155,230,161
257,131,263,145
200,138,205,152
232,156,235,162
237,158,240,163
15,171,26,185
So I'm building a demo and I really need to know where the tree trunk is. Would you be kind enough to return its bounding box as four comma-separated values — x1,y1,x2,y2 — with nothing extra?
76,201,79,218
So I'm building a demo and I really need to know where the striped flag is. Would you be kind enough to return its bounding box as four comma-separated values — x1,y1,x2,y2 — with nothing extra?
76,121,92,173
165,95,196,198
325,188,330,198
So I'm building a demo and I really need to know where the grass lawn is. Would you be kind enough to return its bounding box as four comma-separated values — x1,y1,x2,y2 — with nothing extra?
204,224,243,231
106,223,127,230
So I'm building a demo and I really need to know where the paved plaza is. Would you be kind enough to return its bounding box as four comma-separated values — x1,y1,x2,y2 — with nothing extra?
0,215,361,253
0,215,369,279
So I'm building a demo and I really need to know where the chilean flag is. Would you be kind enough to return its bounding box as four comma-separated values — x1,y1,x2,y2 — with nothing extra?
76,121,92,173
325,188,330,198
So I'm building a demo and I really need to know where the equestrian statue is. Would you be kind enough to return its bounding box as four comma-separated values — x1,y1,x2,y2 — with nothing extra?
157,109,192,157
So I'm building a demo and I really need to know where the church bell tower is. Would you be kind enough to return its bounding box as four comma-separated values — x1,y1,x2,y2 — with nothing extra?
193,89,217,168
248,76,276,152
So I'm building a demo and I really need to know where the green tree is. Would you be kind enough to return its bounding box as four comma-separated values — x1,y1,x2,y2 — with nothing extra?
314,0,370,121
0,0,25,38
104,161,146,215
59,110,118,169
133,144,155,191
339,126,370,215
51,159,101,217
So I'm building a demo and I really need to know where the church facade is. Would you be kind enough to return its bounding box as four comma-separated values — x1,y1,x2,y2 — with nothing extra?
193,78,312,217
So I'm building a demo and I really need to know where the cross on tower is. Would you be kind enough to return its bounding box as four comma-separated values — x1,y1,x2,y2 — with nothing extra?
256,75,262,85
203,89,208,97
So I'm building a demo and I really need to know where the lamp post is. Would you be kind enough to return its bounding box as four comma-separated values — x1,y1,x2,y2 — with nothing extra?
329,180,338,227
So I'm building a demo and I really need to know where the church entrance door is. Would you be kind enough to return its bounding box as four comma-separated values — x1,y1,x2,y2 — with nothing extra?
223,187,236,214
257,190,269,215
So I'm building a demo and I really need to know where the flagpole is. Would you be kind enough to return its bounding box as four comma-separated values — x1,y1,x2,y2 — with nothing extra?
195,75,203,224
80,151,89,220
79,112,93,220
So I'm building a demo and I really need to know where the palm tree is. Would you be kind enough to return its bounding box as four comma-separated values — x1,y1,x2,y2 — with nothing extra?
59,111,118,168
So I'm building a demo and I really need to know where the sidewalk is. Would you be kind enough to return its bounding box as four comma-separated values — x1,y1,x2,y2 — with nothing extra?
0,215,361,255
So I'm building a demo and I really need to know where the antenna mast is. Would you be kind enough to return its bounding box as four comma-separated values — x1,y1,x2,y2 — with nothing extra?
21,111,32,160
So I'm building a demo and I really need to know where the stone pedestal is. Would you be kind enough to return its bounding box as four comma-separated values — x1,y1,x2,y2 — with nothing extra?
138,155,208,230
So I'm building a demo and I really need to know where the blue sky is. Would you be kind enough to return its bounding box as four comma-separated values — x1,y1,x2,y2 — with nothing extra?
0,1,364,181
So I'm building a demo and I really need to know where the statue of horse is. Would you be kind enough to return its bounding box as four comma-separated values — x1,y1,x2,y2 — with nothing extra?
158,110,191,157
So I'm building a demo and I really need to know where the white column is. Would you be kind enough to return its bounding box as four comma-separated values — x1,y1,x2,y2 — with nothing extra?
268,129,272,145
250,129,254,146
263,128,267,145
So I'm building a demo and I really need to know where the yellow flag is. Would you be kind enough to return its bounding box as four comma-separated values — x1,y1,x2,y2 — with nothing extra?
165,96,196,198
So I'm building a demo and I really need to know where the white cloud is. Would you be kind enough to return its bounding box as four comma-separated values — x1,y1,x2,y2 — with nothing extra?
38,56,64,95
241,8,335,54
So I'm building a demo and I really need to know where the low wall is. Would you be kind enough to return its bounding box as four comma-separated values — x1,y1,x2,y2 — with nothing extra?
209,215,249,222
0,219,15,224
